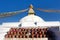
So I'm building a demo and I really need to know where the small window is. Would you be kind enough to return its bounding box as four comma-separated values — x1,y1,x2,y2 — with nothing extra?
19,24,22,27
34,22,37,25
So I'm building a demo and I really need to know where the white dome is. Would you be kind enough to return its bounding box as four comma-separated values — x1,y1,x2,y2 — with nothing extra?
19,5,45,27
20,15,44,23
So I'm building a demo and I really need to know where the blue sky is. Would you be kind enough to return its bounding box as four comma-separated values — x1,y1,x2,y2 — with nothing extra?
0,0,60,24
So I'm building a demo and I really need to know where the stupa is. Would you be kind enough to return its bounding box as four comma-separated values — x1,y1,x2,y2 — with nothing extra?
0,4,60,40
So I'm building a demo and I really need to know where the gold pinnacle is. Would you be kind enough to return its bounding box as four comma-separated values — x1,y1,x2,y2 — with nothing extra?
29,4,33,9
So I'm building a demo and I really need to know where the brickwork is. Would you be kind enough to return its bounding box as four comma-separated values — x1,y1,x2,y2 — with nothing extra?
5,27,48,38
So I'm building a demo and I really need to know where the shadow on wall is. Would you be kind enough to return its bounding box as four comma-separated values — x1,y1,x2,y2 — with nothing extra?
47,30,56,40
47,27,59,40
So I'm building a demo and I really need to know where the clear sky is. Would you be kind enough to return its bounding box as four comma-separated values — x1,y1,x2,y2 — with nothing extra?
0,0,60,24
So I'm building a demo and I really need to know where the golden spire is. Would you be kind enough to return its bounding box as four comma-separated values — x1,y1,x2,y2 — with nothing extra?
29,4,33,9
28,4,35,15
